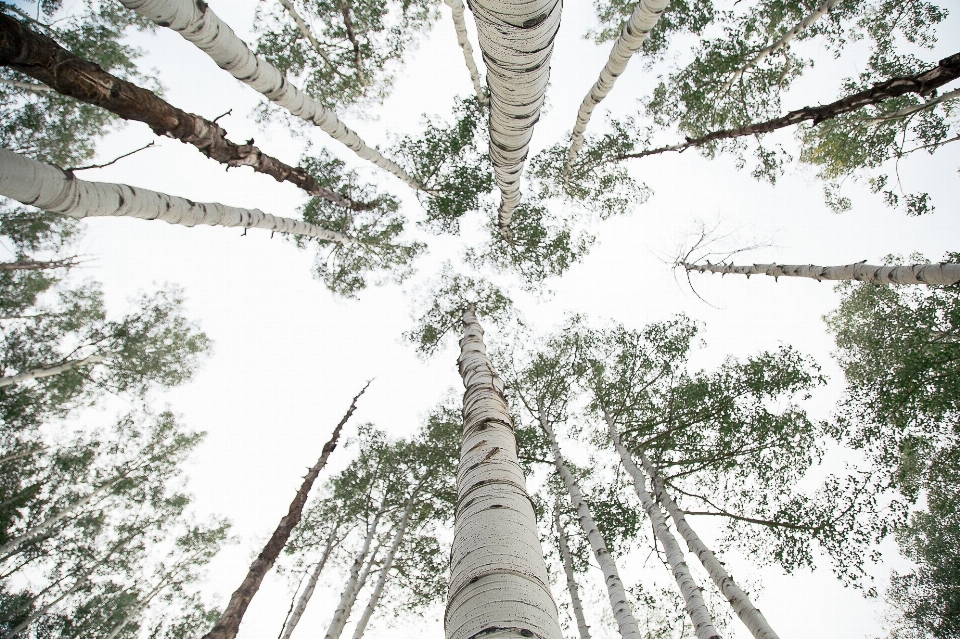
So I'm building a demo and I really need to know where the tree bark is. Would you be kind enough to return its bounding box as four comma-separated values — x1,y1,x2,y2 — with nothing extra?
200,382,369,639
554,501,591,639
0,257,78,272
278,525,340,639
637,452,779,639
114,0,421,190
0,14,369,211
467,0,562,238
278,0,339,77
614,52,960,161
0,354,106,389
446,305,562,639
565,0,669,175
539,407,640,639
0,147,357,243
351,475,429,639
681,260,960,286
442,0,487,105
602,409,721,639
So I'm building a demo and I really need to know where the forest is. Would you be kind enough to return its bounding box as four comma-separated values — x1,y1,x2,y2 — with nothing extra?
0,0,957,637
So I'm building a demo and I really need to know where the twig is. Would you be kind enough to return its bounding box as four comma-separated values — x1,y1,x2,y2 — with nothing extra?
65,141,155,173
212,108,232,123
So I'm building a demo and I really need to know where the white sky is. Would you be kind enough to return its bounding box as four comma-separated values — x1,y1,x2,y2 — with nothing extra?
21,0,960,637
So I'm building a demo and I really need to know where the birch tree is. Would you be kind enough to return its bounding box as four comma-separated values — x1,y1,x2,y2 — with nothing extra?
680,258,960,286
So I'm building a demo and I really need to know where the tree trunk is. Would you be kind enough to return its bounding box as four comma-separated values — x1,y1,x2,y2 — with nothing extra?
114,0,421,190
0,354,106,389
553,501,591,639
467,0,562,238
602,409,720,639
0,14,368,211
614,52,960,161
636,452,779,639
201,381,368,639
446,305,562,639
0,257,78,272
278,525,340,639
539,407,640,639
0,147,356,243
442,0,487,105
103,575,172,639
324,501,388,639
565,0,669,175
351,475,429,639
681,260,960,286
0,575,89,639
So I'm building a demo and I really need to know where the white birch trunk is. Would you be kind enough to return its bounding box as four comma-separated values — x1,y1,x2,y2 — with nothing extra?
103,576,171,639
0,147,355,243
721,0,843,92
864,87,960,124
277,0,338,74
602,410,721,639
467,0,562,237
564,0,670,175
0,576,89,639
278,526,339,639
442,0,488,105
446,306,562,639
0,354,106,388
114,0,420,189
0,78,53,93
323,504,386,639
539,410,641,639
681,259,960,286
553,502,591,639
636,452,779,639
351,477,428,639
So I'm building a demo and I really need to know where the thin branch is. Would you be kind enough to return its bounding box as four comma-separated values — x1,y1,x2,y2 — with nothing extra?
0,76,52,92
65,142,155,173
864,87,960,125
278,0,341,77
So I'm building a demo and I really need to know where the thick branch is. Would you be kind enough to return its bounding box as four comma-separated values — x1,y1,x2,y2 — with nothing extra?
0,354,106,389
442,0,487,105
338,0,366,86
277,0,340,76
0,257,79,272
681,260,960,286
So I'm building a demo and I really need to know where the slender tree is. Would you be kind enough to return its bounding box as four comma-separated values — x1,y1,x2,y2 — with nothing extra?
680,259,960,286
553,502,591,639
442,0,487,105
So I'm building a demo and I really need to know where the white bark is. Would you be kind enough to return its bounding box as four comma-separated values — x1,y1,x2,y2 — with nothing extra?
0,576,89,639
539,410,641,639
864,87,960,125
603,410,721,639
0,354,106,388
442,0,488,105
721,0,842,92
323,503,387,639
682,259,960,286
0,78,54,93
351,476,428,639
114,0,420,189
446,306,562,639
637,453,779,639
103,576,171,639
277,0,338,74
564,0,670,175
553,502,591,639
278,526,339,639
0,147,355,243
468,0,562,237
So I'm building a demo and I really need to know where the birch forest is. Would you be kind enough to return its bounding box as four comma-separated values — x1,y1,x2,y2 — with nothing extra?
1,0,958,637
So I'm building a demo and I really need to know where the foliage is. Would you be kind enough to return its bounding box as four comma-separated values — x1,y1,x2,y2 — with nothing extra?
588,0,717,62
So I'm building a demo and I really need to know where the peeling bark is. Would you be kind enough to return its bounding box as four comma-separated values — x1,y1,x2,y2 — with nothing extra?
614,52,960,161
553,502,591,639
0,354,106,389
467,0,562,238
637,453,779,639
446,305,562,639
278,526,340,639
443,0,487,105
603,409,720,639
0,14,367,211
0,147,357,243
201,382,369,639
114,0,421,189
681,260,960,286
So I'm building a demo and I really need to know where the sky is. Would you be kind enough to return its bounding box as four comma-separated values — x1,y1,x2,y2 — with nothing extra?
12,0,960,637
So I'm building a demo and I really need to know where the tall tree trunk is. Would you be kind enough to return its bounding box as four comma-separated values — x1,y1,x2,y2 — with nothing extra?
277,0,339,76
447,305,561,639
0,14,368,211
613,52,960,161
103,574,173,639
553,501,591,639
467,0,562,238
0,354,105,389
278,525,341,639
680,259,960,286
0,575,89,639
565,0,669,176
0,147,357,243
602,409,721,639
538,407,641,639
114,0,421,190
442,0,487,105
0,257,78,272
636,452,779,639
324,501,388,639
201,382,368,639
351,475,429,639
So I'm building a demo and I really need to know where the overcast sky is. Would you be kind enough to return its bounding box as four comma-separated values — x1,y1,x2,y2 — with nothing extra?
25,0,960,637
